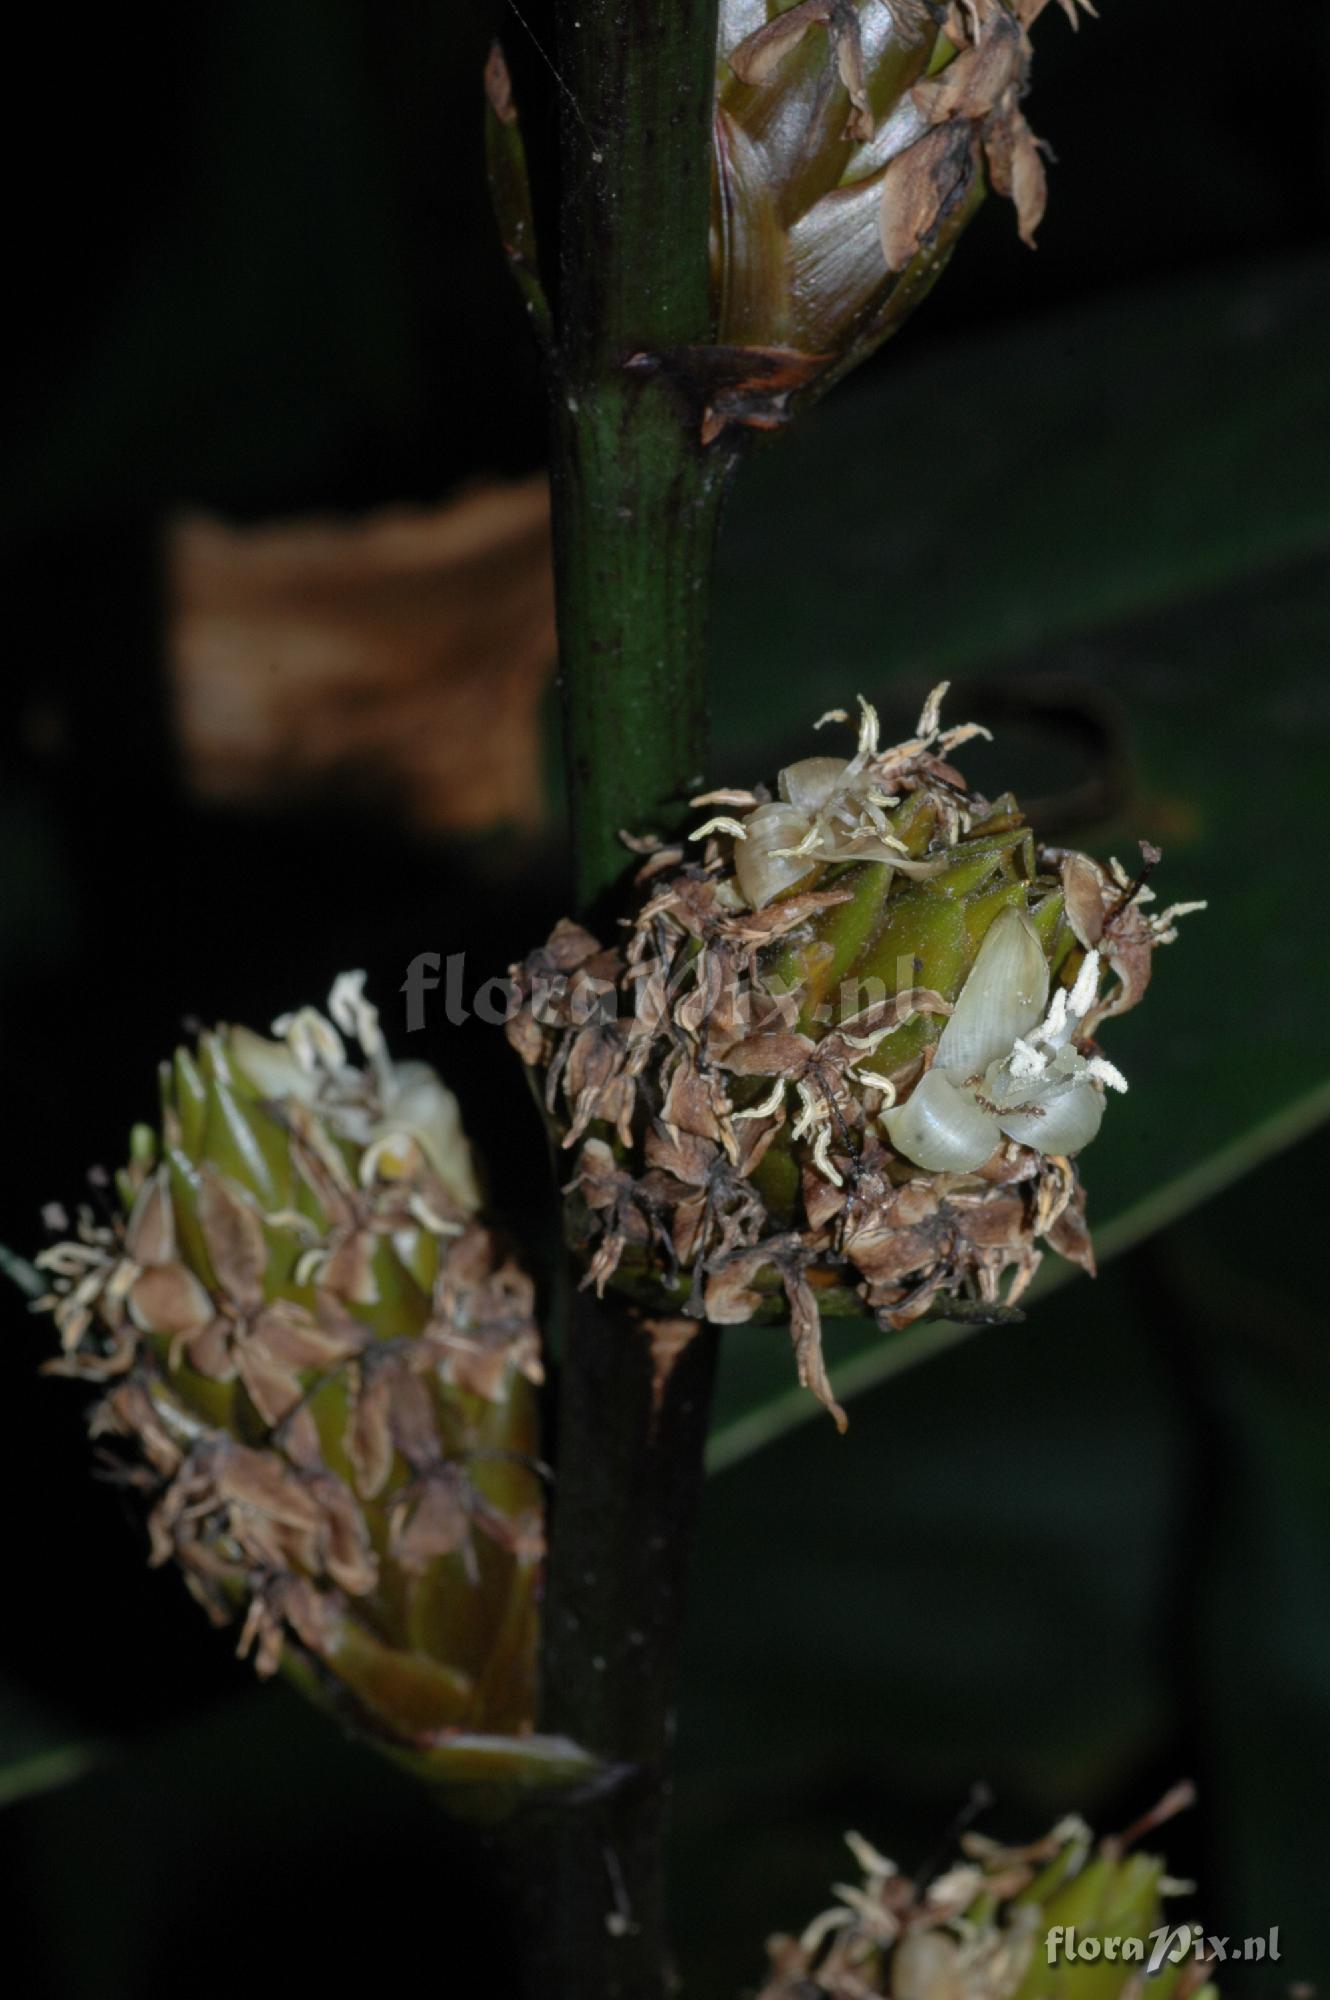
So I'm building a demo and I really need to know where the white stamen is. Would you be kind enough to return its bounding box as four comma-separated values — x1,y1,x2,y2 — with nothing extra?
840,1027,891,1053
811,1123,844,1186
408,1193,465,1237
328,969,389,1076
852,1067,897,1106
689,815,749,842
294,1247,329,1287
273,1006,345,1075
915,680,949,739
1067,947,1101,1020
844,1831,897,1881
768,825,827,859
1151,899,1208,937
1086,1054,1128,1093
790,1080,822,1142
1007,1036,1047,1081
733,1078,787,1122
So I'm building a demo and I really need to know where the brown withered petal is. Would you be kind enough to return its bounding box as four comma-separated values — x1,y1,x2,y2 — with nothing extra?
214,1443,326,1538
238,1575,342,1678
1060,850,1107,947
879,122,979,273
234,1301,360,1429
1091,902,1157,1032
429,1330,519,1404
720,1032,815,1079
89,1377,184,1477
1046,1186,1095,1274
230,1338,300,1428
384,1360,445,1473
124,1174,177,1266
644,1121,717,1192
1016,0,1096,23
915,4,1027,123
307,1471,379,1596
321,1229,379,1306
717,887,854,945
661,1059,727,1145
786,1267,847,1433
127,1262,213,1340
345,1360,396,1499
882,0,935,39
539,917,605,973
833,11,874,143
389,1470,473,1577
174,1315,234,1383
728,0,833,85
196,1168,267,1313
983,99,1047,247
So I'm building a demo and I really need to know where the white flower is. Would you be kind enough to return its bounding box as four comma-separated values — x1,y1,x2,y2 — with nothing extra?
883,907,1126,1174
699,687,988,910
230,973,480,1213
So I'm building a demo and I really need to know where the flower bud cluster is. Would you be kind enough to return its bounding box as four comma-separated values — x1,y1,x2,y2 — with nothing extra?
759,1790,1217,2000
37,977,545,1753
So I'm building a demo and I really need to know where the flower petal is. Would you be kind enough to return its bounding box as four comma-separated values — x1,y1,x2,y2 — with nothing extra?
377,1064,480,1214
883,1066,1000,1173
998,1076,1104,1156
934,906,1049,1074
777,755,849,815
228,1026,321,1105
735,802,819,908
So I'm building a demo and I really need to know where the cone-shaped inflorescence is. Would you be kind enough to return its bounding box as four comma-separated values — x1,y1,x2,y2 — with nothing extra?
708,0,1096,431
35,976,567,1786
486,3,1094,441
508,688,1203,1428
757,1789,1218,2000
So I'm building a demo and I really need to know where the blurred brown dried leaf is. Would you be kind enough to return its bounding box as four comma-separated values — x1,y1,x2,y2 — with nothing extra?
168,477,556,835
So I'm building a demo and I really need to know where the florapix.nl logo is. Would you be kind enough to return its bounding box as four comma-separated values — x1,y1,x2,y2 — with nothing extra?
1046,1924,1281,1972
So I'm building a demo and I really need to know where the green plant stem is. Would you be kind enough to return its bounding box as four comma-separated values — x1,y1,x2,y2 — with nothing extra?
531,1,729,1993
549,0,730,909
555,389,732,906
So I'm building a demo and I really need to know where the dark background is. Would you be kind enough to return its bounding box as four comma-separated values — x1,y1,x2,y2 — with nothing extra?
2,3,1328,1994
